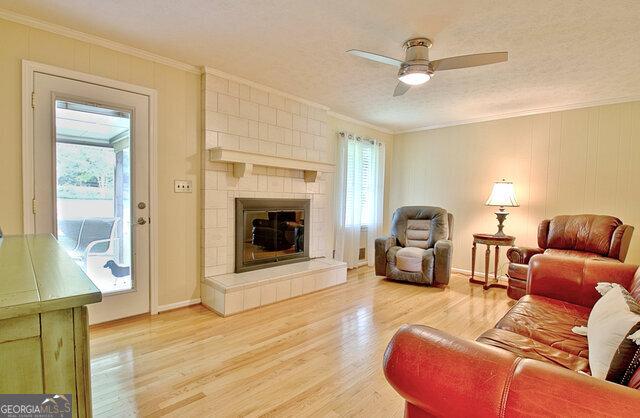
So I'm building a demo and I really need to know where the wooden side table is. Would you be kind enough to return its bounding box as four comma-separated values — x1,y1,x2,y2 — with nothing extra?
470,233,515,290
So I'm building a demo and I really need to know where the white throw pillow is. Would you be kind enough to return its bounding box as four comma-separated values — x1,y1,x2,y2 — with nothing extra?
587,285,640,382
571,326,588,336
595,282,618,296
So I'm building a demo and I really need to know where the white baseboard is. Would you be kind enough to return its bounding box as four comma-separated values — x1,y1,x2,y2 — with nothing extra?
157,298,201,313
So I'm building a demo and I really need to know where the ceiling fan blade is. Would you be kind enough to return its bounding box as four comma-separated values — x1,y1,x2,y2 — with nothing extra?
393,81,411,97
347,49,403,67
431,52,508,71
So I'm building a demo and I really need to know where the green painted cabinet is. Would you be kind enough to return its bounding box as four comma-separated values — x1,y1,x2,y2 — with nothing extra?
0,235,102,417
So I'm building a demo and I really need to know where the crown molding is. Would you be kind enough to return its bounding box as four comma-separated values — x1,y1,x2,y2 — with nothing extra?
0,8,333,111
0,8,382,124
395,96,640,134
202,66,330,111
326,111,394,135
0,8,201,74
9,8,632,136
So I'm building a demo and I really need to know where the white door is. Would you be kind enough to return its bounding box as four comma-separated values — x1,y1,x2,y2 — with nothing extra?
32,71,150,324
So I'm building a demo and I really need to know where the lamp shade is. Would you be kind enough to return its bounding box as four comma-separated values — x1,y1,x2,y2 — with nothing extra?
485,180,519,207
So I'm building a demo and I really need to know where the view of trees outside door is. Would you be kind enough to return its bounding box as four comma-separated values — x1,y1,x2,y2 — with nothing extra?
54,100,133,294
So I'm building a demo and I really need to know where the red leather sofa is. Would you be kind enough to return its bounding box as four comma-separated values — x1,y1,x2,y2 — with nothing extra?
506,214,634,300
383,255,640,417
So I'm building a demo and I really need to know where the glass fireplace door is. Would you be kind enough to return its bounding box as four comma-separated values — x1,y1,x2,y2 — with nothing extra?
236,199,310,273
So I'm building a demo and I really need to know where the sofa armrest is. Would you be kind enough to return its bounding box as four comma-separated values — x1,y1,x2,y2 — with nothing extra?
375,236,396,276
384,325,517,418
433,239,453,285
527,254,639,308
384,325,640,418
609,224,634,262
506,245,544,264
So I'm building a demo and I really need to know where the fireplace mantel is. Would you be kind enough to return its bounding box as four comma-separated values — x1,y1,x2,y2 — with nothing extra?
208,147,335,182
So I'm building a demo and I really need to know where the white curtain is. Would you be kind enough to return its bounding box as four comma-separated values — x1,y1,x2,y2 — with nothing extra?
334,132,385,268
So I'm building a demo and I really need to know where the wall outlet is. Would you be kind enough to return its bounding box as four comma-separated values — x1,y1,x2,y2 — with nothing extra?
174,180,192,193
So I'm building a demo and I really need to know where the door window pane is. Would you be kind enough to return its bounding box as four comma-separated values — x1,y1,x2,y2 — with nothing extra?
54,100,133,294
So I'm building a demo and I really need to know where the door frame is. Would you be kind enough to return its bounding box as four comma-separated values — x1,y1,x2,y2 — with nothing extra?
21,60,160,315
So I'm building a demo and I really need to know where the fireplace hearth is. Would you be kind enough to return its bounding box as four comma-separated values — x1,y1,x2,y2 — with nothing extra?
235,198,310,273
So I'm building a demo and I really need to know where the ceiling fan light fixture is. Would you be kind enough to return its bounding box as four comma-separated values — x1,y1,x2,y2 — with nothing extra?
347,37,507,97
398,72,430,85
397,63,433,86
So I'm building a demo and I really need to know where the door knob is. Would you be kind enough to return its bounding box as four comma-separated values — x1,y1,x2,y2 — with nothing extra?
137,217,147,225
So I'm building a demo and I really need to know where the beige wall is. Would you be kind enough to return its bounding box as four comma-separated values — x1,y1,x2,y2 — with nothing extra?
391,102,640,275
328,115,394,234
0,18,201,306
7,15,636,306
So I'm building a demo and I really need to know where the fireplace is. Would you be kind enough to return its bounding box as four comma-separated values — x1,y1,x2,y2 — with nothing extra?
235,198,310,273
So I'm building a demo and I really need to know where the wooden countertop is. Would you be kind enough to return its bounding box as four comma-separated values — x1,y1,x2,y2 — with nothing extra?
0,234,102,320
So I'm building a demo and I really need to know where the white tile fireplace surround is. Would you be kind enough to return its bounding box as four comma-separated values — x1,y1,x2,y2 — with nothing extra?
200,70,346,316
202,259,347,316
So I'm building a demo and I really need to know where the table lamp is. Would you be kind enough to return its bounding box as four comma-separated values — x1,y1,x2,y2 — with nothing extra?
485,179,519,237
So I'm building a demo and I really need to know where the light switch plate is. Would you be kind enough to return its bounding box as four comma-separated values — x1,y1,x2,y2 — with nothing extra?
174,180,192,193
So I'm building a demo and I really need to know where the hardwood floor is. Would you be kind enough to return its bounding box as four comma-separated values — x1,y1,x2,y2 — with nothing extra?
89,268,513,417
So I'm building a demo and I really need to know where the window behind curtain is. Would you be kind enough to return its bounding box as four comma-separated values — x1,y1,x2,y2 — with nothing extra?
345,140,374,226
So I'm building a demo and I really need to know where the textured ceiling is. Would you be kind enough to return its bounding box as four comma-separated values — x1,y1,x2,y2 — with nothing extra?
2,0,639,131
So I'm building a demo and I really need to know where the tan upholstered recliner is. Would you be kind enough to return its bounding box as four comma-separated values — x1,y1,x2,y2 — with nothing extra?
375,206,454,285
506,214,634,300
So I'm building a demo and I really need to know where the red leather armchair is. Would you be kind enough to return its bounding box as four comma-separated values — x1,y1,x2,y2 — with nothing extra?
506,214,634,299
384,256,640,418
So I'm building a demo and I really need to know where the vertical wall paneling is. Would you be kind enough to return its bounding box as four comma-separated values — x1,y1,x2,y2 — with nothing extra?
0,18,201,306
391,102,640,275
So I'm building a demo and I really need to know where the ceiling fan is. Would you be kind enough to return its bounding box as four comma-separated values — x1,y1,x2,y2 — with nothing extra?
347,38,508,97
